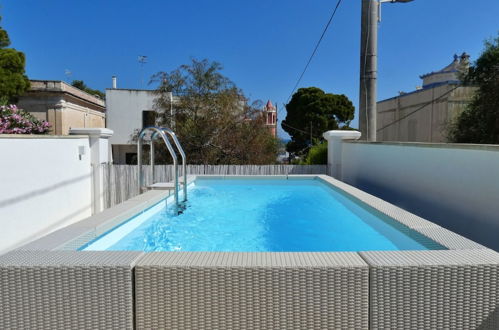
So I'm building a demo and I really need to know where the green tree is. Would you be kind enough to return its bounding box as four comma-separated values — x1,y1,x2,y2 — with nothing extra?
282,87,354,155
150,58,278,164
303,141,328,165
71,80,105,99
0,16,30,104
450,35,499,143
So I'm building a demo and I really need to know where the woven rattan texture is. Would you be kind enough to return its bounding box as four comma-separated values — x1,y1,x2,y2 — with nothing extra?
318,175,440,229
0,251,142,329
16,226,96,251
361,250,499,329
135,252,369,329
414,227,488,250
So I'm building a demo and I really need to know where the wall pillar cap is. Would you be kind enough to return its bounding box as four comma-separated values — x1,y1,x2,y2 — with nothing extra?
323,130,361,141
69,128,114,138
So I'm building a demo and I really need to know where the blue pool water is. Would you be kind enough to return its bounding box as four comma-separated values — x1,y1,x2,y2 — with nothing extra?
83,178,442,252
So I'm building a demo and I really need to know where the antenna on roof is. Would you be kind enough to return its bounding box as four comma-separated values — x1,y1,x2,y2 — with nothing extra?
138,55,148,89
64,69,72,83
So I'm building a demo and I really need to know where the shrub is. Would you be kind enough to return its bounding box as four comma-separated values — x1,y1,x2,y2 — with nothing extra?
304,142,328,165
0,104,50,134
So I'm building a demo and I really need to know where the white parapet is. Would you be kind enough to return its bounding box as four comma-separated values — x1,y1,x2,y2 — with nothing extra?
69,128,113,164
69,128,114,214
323,130,361,179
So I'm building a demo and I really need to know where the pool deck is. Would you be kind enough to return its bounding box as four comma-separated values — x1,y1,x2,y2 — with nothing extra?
1,175,498,329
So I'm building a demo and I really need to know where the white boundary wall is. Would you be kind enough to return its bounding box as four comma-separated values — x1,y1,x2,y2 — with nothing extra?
338,140,499,251
0,135,93,254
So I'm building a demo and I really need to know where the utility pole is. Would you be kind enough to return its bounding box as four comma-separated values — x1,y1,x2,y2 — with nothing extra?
359,0,378,142
359,0,414,141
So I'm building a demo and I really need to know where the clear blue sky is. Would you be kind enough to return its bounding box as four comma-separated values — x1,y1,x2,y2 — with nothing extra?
2,0,498,138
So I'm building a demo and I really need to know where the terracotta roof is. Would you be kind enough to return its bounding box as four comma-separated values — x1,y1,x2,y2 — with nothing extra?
265,100,274,109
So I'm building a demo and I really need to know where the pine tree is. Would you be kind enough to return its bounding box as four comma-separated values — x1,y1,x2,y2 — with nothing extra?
0,16,30,104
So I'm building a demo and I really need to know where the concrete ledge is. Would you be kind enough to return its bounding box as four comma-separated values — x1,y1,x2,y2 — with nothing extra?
148,175,195,190
69,128,113,138
345,140,499,152
0,134,89,139
323,130,362,140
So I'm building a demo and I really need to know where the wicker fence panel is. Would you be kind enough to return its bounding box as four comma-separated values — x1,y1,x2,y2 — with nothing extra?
102,164,328,209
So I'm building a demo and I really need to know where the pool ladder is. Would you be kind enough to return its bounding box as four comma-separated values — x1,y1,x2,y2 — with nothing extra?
137,126,187,214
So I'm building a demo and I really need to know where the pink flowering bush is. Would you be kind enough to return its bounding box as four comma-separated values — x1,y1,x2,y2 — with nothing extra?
0,104,51,134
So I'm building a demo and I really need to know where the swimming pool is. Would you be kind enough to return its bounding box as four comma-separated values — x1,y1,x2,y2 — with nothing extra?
82,177,442,252
9,175,495,329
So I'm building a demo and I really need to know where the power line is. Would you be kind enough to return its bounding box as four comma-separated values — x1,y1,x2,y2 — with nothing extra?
281,122,309,135
281,121,323,139
280,0,344,139
285,0,344,104
377,85,460,132
277,103,287,124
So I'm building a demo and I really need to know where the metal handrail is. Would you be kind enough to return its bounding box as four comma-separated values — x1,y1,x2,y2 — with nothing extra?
150,128,187,203
158,127,187,203
137,127,180,212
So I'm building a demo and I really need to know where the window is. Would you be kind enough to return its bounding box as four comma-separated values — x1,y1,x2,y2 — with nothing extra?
125,153,137,165
142,110,157,128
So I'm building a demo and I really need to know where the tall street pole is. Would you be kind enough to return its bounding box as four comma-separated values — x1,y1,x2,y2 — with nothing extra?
359,0,378,141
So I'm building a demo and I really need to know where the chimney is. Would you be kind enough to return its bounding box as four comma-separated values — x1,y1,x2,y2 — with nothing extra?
112,76,117,89
460,52,470,67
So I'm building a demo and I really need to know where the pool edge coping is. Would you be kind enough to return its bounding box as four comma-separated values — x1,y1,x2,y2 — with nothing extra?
15,174,492,254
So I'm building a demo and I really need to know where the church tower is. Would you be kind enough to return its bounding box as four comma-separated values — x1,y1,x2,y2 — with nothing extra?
264,100,277,138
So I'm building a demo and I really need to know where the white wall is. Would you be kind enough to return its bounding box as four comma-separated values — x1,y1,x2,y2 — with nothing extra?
0,135,92,254
341,141,499,251
106,89,158,145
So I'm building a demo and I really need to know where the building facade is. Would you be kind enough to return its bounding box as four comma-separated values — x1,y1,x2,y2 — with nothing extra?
106,81,279,163
377,54,476,142
17,80,105,135
106,87,168,164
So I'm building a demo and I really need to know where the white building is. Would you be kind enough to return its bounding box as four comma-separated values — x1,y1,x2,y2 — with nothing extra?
105,78,174,164
377,53,476,142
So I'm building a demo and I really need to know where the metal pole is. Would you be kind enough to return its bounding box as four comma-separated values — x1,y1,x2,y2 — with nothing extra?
137,133,143,194
150,136,155,184
161,128,187,204
359,0,378,141
138,127,179,213
170,92,174,129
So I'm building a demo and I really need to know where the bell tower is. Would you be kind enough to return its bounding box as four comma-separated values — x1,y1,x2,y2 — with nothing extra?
264,100,277,138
